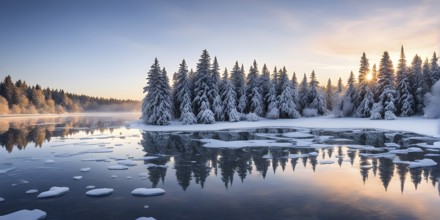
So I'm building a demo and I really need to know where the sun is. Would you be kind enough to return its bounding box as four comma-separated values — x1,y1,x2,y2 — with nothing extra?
366,73,373,81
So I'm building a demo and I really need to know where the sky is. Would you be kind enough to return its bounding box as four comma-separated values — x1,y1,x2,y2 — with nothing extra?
0,0,439,100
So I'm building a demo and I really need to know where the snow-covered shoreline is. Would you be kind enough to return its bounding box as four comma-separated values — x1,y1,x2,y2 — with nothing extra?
130,116,440,138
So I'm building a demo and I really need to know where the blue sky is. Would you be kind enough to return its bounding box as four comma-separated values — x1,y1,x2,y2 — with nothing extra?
0,0,439,100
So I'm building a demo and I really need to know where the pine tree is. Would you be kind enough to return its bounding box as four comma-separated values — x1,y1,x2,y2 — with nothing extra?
265,80,279,119
221,69,240,122
209,57,224,121
245,60,263,116
341,71,357,117
410,55,425,114
398,76,415,117
291,72,299,111
355,83,374,118
356,52,370,108
278,67,300,118
331,77,344,116
306,70,326,115
193,50,215,124
238,64,247,113
298,73,308,112
326,78,333,110
141,59,172,125
371,51,397,120
430,52,440,86
272,66,281,96
260,64,271,114
395,46,409,115
371,64,379,101
172,60,189,119
231,62,245,113
423,58,432,90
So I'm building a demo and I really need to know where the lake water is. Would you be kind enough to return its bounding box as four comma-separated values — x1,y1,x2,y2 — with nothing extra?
0,114,439,220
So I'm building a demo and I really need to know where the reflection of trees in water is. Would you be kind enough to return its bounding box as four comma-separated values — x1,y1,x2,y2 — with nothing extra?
0,117,130,153
140,130,440,193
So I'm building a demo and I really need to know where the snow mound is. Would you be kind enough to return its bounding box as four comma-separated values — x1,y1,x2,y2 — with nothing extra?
0,209,46,220
86,188,114,197
37,187,69,199
319,160,335,165
131,188,165,197
25,189,38,194
200,139,293,148
80,168,91,172
108,165,129,170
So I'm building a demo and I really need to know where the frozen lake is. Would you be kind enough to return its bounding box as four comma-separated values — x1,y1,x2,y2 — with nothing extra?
0,114,439,219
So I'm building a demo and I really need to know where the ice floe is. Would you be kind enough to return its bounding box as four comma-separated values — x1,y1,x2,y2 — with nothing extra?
308,144,335,149
319,160,335,165
37,186,69,199
73,176,82,180
0,167,15,174
44,159,55,164
200,139,293,148
86,188,114,197
136,217,156,220
359,153,396,159
384,143,400,148
108,165,129,170
282,132,314,138
56,148,113,157
0,209,46,220
132,156,159,161
25,189,38,194
425,154,440,157
388,147,423,154
289,154,311,159
131,188,165,197
345,145,385,151
360,164,373,169
81,158,108,162
117,160,137,166
0,197,4,202
393,158,438,168
86,185,95,189
80,168,91,172
308,152,319,157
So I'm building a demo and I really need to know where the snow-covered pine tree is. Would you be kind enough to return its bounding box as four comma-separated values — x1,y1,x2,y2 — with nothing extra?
306,70,326,115
340,71,357,117
244,60,263,116
410,55,425,114
265,80,279,119
260,64,271,114
355,82,374,118
371,51,397,120
238,64,247,113
231,62,245,113
188,68,196,101
326,78,333,110
430,52,440,86
209,57,224,121
398,75,415,117
356,52,370,109
291,72,299,111
221,69,240,122
219,68,228,103
172,59,189,119
174,61,197,125
423,58,432,90
331,77,344,117
193,50,215,124
278,67,300,118
171,71,179,118
395,46,409,115
272,66,281,96
298,73,308,113
371,64,379,101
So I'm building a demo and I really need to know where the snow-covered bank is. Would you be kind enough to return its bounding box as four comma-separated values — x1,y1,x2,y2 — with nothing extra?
131,116,440,138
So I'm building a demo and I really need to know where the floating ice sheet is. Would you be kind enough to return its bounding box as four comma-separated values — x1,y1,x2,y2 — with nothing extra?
200,139,293,148
0,209,46,220
131,188,165,197
86,188,114,197
37,186,69,199
108,165,129,170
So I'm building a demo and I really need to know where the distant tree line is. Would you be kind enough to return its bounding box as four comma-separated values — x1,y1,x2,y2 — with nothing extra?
142,47,440,125
0,75,140,114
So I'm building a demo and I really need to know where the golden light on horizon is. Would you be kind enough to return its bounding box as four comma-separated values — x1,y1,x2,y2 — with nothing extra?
366,73,373,81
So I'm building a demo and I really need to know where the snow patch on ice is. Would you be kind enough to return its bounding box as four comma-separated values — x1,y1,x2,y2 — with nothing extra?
25,189,38,194
200,139,293,148
108,165,129,170
86,188,114,197
37,186,69,199
0,209,46,220
131,188,165,197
